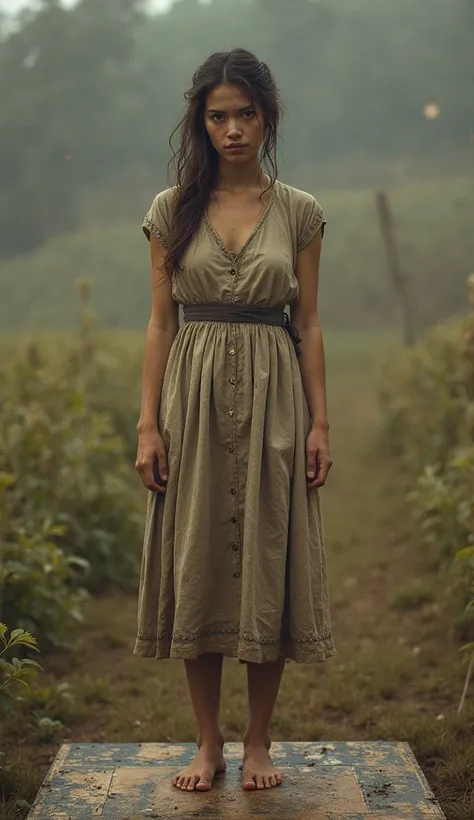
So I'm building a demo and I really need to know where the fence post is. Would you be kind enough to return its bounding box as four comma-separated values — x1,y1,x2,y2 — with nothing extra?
376,190,416,347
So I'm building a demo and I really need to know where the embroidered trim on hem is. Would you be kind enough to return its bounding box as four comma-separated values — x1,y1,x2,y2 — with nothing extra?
136,628,334,646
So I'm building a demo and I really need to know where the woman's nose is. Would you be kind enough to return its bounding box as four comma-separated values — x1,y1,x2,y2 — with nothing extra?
227,120,242,138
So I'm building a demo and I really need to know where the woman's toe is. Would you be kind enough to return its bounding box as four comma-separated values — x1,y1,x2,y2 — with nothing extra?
242,772,256,790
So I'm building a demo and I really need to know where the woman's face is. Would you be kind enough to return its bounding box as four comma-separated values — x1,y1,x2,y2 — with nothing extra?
204,82,264,164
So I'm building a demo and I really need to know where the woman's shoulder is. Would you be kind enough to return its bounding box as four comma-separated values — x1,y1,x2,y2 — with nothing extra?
142,186,178,244
275,181,326,251
275,180,322,211
149,186,178,213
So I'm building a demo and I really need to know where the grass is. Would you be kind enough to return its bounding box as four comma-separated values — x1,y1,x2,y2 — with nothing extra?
1,329,473,819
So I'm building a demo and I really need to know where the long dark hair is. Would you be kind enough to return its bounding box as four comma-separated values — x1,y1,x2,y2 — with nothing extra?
164,48,282,279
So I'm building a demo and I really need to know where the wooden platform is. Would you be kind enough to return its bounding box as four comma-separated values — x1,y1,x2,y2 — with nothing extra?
27,741,446,819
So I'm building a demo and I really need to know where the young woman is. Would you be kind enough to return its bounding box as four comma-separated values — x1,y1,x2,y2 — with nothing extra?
133,48,336,794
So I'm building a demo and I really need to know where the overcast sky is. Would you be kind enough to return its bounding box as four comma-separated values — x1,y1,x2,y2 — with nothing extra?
0,0,175,12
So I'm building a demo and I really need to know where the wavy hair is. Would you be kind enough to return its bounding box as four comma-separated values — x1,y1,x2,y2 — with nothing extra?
164,48,282,279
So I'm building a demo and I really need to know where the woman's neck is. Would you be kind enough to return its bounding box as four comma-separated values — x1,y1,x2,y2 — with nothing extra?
216,158,266,192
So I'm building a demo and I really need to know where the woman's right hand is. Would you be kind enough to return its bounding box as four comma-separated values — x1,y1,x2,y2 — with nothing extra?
135,427,168,493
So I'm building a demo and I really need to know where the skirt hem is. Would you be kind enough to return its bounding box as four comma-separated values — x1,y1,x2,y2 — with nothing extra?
132,631,337,664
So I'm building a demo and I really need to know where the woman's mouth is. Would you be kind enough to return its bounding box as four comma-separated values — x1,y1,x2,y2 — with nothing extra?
225,144,247,153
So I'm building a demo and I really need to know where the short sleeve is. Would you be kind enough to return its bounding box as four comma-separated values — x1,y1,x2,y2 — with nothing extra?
141,187,176,247
296,194,326,253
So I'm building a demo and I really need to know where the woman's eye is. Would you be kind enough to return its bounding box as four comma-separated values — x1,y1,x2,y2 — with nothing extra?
211,114,224,122
243,110,255,118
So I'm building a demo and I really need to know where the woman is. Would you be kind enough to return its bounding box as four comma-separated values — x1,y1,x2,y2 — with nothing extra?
133,48,336,794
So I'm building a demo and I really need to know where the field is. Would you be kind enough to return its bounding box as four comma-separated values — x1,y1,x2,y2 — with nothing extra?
1,330,473,820
0,174,473,334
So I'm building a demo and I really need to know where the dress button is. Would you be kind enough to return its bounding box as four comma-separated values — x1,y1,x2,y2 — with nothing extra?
231,516,237,523
230,268,237,276
228,446,234,454
232,543,239,551
229,377,236,385
228,409,234,417
229,348,236,356
230,487,237,495
233,570,241,578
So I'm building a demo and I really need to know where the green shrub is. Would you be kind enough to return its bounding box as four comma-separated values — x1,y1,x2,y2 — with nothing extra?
410,448,474,574
0,340,143,596
380,280,474,695
0,302,145,650
0,505,88,651
379,318,474,475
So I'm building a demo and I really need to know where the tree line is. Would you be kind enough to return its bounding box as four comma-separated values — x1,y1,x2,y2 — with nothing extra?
0,0,472,259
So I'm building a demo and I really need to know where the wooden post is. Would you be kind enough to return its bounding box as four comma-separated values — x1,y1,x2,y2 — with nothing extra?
376,190,416,347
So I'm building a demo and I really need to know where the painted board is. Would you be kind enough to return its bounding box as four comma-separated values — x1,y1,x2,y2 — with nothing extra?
27,740,445,819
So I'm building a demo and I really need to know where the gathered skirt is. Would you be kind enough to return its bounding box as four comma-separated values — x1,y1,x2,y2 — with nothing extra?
133,319,337,664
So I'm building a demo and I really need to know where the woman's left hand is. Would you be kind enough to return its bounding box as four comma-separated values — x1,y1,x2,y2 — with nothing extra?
306,426,333,490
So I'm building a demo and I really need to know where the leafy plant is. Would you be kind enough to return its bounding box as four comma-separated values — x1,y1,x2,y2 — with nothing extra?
0,624,42,720
0,476,89,651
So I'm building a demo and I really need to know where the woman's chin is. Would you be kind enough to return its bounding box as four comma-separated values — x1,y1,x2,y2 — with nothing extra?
220,150,256,165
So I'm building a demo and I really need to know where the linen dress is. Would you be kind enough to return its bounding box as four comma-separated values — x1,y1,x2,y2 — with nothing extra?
133,179,337,664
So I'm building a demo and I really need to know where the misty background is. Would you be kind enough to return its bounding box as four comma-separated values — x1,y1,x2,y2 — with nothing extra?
0,0,473,333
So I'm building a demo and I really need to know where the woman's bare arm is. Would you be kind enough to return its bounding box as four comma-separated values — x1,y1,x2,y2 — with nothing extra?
137,234,179,433
291,230,328,431
135,235,179,492
291,229,332,488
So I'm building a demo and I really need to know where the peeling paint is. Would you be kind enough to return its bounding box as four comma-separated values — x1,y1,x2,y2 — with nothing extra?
28,741,446,819
135,744,187,762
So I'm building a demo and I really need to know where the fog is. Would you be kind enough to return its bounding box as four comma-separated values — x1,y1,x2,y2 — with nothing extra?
0,0,473,333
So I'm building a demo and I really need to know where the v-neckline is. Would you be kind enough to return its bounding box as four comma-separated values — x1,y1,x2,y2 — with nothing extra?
204,182,277,261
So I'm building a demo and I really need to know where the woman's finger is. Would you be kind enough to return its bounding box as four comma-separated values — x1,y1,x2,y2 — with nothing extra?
308,456,333,489
155,451,169,484
318,454,332,480
146,466,166,492
306,447,317,479
136,460,165,493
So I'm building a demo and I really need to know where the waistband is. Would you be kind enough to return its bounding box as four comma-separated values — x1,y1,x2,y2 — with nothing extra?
182,303,302,356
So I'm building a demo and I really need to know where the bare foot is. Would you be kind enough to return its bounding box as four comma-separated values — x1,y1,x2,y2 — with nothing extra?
171,744,226,792
242,743,283,790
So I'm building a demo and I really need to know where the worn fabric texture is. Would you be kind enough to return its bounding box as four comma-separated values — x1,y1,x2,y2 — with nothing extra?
133,179,337,664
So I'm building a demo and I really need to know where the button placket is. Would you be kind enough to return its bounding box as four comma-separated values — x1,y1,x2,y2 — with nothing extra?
227,269,241,579
229,256,239,304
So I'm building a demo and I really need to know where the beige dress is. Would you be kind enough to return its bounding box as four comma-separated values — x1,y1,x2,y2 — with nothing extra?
133,179,337,664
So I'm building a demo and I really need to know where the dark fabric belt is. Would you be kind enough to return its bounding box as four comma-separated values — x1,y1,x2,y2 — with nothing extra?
183,303,302,357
